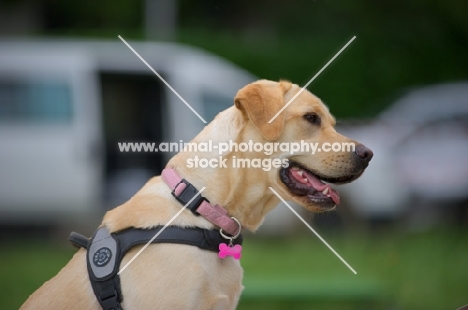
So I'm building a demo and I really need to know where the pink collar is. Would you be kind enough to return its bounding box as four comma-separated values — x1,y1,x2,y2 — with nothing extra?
161,168,241,237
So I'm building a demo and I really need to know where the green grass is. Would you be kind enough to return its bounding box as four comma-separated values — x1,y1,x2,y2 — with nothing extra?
0,241,76,310
2,227,467,309
239,228,468,309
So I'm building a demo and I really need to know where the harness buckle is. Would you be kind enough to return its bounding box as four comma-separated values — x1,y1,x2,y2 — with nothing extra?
100,290,122,310
171,179,207,215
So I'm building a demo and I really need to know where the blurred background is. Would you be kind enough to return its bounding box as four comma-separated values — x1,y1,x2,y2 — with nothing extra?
0,1,467,309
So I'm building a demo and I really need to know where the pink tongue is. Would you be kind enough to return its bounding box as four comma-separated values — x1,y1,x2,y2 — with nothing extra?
290,169,340,205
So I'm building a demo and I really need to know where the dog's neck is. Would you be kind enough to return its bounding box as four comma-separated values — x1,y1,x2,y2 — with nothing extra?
166,107,280,231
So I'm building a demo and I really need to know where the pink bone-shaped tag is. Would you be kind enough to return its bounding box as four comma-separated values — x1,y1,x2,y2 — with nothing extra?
218,243,242,260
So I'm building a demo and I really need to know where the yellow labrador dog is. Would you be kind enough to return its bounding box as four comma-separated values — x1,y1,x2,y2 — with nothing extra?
21,80,372,310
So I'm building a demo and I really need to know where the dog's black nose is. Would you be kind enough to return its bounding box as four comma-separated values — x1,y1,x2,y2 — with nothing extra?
354,144,373,164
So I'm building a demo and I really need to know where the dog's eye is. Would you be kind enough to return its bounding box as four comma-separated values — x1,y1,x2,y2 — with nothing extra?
304,113,321,126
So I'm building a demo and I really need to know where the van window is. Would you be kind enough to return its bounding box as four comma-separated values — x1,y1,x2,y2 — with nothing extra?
202,91,234,122
0,79,72,123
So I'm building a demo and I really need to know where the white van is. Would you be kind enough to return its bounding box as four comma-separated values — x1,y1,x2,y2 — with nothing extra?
0,38,256,225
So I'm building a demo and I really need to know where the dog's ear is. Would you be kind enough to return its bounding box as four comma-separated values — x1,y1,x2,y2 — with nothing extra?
234,81,292,141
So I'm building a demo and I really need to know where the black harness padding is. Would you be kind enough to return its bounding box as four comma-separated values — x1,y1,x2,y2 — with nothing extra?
69,225,243,310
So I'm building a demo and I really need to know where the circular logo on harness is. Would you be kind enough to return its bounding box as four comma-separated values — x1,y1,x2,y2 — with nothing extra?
93,247,112,267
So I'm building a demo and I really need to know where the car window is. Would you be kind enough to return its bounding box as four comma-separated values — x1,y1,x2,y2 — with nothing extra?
0,79,72,123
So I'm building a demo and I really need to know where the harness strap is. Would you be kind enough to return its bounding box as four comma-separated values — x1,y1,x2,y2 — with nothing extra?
93,277,122,310
69,226,243,310
69,231,90,249
115,226,242,254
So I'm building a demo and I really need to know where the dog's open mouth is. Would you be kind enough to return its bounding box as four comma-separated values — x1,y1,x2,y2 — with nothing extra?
280,161,359,211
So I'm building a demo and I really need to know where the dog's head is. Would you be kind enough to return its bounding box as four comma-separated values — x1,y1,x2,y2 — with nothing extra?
235,79,373,212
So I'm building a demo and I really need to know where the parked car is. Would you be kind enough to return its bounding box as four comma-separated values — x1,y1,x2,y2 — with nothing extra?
337,82,468,220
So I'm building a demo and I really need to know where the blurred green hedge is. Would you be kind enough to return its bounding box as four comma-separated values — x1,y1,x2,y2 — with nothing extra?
36,1,468,118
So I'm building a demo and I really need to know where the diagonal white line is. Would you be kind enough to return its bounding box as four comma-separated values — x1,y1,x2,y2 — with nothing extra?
268,36,356,123
268,187,357,274
118,187,206,275
118,35,207,124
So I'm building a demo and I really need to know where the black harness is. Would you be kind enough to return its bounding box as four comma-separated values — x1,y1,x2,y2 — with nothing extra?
69,179,243,310
70,226,243,310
